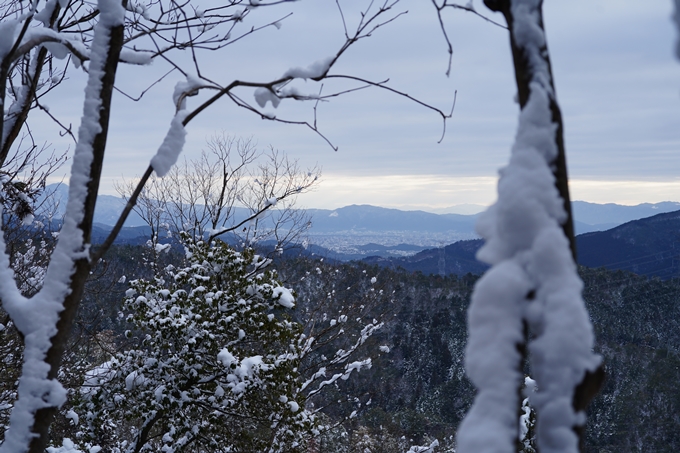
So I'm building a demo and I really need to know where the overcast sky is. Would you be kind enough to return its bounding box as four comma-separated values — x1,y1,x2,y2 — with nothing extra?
37,0,680,212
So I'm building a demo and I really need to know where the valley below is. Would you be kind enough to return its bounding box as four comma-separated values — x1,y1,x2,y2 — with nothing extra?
12,186,680,451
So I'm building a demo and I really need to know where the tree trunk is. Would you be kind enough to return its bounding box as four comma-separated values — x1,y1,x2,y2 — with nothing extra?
483,1,605,451
27,5,126,451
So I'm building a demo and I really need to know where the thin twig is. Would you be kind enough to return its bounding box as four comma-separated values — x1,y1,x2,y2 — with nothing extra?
91,165,154,262
443,1,507,29
431,0,507,76
36,101,77,143
113,67,176,102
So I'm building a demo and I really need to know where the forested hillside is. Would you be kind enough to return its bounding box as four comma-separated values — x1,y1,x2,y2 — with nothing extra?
292,263,680,453
577,210,680,279
2,242,677,452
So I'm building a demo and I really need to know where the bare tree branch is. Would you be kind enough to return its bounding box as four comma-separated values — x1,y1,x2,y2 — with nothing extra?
431,0,507,76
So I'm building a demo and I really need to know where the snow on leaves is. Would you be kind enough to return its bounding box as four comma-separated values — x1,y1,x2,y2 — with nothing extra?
69,236,385,452
76,237,312,452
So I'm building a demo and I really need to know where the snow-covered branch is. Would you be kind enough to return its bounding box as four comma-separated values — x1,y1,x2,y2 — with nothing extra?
457,1,603,452
11,28,152,67
0,0,126,451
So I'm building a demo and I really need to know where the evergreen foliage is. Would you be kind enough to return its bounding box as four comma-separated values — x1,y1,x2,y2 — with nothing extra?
75,237,313,452
3,238,679,452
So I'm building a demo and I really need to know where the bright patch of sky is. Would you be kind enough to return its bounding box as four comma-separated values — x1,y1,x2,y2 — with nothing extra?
38,0,680,211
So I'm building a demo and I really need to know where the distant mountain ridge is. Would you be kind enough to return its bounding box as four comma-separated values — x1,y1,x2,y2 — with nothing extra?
306,205,477,233
363,239,487,276
42,184,680,231
41,183,148,227
368,209,680,280
572,200,680,232
39,184,680,265
572,200,680,226
577,209,680,279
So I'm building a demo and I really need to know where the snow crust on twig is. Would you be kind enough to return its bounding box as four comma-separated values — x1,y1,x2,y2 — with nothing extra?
7,20,150,68
282,56,334,80
149,110,189,177
456,1,600,452
1,51,39,149
150,75,213,177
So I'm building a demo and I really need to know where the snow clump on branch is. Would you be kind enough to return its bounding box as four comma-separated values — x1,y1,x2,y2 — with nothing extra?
456,1,600,453
151,75,210,177
254,56,333,109
150,110,189,177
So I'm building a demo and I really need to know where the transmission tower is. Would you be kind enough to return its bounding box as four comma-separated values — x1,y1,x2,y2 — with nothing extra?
438,242,446,277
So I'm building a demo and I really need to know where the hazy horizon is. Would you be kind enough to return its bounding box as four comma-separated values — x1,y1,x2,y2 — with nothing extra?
35,1,680,215
46,181,680,217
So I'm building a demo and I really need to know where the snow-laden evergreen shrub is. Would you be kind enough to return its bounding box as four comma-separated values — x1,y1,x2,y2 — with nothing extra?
75,236,314,453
